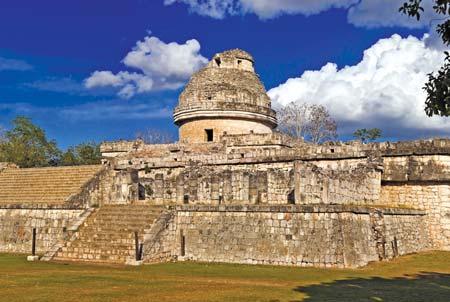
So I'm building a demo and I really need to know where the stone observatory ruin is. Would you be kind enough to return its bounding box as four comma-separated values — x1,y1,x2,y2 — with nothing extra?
0,49,450,268
174,49,277,143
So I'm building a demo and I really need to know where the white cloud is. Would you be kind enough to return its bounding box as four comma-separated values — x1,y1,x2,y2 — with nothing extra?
268,34,450,137
165,0,443,37
347,0,437,29
239,0,358,19
165,0,358,19
84,36,208,99
0,57,32,71
164,0,239,19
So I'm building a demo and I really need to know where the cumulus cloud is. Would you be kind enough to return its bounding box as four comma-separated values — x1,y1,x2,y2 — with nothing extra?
0,57,32,71
239,0,358,19
165,0,443,36
165,0,358,19
85,36,208,99
164,0,239,19
347,0,438,29
268,34,450,138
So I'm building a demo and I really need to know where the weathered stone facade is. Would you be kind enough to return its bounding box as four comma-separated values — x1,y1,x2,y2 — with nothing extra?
174,49,277,143
0,49,449,268
171,205,427,268
0,207,84,254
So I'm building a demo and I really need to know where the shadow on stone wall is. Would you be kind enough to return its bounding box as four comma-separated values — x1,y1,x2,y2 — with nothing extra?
293,272,450,302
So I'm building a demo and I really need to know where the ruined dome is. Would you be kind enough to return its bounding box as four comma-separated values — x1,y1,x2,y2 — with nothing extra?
174,49,277,143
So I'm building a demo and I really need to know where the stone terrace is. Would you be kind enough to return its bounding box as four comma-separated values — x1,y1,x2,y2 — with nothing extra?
0,165,103,204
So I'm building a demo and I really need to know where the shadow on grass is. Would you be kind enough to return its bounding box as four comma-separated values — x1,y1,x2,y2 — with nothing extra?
293,272,450,302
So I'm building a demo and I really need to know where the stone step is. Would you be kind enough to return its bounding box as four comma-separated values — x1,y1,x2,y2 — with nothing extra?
77,229,147,235
55,253,134,261
67,238,141,245
54,204,164,264
54,254,133,262
0,190,84,195
63,242,138,250
75,228,147,236
98,206,165,211
90,216,158,222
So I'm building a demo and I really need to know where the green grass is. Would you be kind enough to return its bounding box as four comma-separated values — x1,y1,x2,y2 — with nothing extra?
0,251,449,302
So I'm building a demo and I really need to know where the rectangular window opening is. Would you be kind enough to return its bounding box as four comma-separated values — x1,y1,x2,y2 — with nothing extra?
205,129,214,142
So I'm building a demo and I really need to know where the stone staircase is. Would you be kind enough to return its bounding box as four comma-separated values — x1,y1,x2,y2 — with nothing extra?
53,205,165,263
0,165,103,204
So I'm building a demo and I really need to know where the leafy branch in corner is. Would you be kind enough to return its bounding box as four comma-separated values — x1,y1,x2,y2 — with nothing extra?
400,0,450,117
424,51,450,116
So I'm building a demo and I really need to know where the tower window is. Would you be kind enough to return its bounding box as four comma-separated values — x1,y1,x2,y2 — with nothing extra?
215,57,221,67
237,59,242,65
205,129,214,142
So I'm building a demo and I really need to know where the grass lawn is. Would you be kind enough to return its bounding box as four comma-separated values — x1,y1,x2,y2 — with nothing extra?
0,252,449,302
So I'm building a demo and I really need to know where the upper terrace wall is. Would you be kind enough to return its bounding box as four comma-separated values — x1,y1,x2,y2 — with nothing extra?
139,162,294,205
295,161,381,206
383,155,450,182
102,137,450,170
379,154,450,250
101,138,450,208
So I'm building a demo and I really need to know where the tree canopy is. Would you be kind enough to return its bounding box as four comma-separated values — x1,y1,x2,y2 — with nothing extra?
0,116,101,168
400,0,450,117
0,116,60,168
60,142,102,166
277,102,338,144
353,128,382,143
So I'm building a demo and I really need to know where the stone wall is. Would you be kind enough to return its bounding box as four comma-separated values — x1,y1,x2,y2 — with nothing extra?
138,162,294,205
383,155,450,182
178,118,273,144
69,167,139,206
380,182,450,250
0,207,84,254
171,205,427,268
143,210,177,263
382,212,429,258
294,161,381,205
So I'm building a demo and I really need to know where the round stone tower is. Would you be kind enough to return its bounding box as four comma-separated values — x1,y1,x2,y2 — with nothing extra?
173,49,277,143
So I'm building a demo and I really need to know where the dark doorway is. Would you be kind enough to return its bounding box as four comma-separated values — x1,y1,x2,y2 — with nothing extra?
288,189,295,204
205,129,214,142
138,184,146,200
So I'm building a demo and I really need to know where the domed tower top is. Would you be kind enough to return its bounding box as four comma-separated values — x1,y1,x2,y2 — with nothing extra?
208,49,255,72
174,49,277,143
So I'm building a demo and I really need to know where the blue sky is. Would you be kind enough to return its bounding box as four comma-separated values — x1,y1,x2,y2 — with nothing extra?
0,0,448,148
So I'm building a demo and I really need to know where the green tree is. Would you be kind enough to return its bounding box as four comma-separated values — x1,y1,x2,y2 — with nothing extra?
353,128,382,143
400,0,450,116
0,116,60,167
59,148,78,166
60,142,101,166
